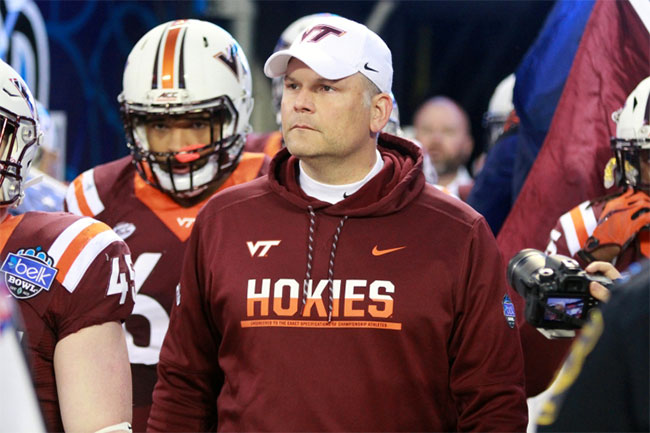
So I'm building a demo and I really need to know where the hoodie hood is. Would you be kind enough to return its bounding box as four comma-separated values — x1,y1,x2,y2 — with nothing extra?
268,132,426,217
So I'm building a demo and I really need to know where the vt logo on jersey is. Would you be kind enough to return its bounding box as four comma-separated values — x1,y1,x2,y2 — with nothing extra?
247,240,281,257
176,217,195,228
1,247,58,299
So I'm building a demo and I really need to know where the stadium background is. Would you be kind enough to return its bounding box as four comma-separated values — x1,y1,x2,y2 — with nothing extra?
3,0,553,181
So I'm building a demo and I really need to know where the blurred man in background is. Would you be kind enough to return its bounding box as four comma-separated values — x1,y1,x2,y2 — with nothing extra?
413,96,474,199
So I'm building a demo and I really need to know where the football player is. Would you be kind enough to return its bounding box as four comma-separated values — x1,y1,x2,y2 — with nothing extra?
521,76,650,402
0,60,135,432
545,76,650,268
64,19,269,431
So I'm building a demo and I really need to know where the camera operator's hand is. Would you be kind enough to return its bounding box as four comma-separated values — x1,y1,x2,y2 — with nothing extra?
585,261,621,303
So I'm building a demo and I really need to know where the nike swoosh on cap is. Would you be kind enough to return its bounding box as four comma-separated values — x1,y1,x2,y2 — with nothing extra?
364,62,379,73
372,245,406,256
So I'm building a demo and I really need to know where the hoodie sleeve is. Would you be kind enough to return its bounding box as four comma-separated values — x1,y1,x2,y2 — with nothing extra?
449,217,528,432
148,215,222,432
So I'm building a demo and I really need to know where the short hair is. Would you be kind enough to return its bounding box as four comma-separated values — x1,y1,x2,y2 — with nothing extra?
415,96,471,133
361,74,381,107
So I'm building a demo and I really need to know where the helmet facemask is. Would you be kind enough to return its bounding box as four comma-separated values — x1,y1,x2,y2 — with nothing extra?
122,95,244,199
611,137,650,192
0,107,39,206
610,78,650,193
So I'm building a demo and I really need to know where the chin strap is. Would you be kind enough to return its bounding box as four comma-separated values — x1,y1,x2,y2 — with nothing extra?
94,422,132,433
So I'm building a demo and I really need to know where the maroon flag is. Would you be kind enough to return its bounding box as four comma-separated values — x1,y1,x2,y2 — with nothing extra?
497,0,649,396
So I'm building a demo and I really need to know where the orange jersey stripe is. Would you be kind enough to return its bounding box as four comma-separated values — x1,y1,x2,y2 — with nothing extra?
264,132,283,158
134,152,266,241
217,153,267,192
569,206,589,248
161,25,181,89
0,214,25,253
73,176,93,216
55,222,109,284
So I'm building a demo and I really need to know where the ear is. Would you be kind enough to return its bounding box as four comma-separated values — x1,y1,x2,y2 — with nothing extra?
369,93,393,134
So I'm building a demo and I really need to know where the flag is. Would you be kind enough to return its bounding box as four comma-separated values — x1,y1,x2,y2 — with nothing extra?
497,0,650,397
510,0,595,199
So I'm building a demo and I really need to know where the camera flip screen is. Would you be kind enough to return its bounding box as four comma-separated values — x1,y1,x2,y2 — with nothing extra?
544,297,585,321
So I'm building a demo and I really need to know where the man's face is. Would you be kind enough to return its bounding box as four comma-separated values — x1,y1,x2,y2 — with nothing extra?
143,112,229,175
145,114,213,155
280,59,373,166
414,101,472,175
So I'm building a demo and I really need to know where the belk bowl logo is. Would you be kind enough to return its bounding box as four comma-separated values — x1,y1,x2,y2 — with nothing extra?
1,247,58,299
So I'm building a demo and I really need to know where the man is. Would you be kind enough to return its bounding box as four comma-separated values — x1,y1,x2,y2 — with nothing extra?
149,15,526,432
64,19,269,431
0,60,134,432
413,95,474,199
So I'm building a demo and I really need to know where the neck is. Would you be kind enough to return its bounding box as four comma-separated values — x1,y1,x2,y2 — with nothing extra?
299,145,378,185
437,171,458,187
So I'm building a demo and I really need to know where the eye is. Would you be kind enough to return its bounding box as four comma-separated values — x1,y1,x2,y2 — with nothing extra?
149,121,168,131
191,120,210,129
285,82,298,91
322,85,334,92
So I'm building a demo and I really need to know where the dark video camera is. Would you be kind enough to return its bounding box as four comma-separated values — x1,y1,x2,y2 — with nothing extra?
507,249,613,339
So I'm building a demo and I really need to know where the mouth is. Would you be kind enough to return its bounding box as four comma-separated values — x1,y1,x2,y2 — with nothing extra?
291,123,316,131
171,165,191,174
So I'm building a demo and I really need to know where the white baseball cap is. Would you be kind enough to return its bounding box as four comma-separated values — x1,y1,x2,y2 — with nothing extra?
264,15,393,94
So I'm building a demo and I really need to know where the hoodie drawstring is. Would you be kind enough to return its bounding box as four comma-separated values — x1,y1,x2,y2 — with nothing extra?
327,216,347,322
301,206,316,314
300,206,348,322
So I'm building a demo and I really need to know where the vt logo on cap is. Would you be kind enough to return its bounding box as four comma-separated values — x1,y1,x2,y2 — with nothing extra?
263,15,393,96
301,25,345,43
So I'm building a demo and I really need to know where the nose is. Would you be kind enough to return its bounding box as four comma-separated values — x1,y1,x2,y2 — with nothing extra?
166,128,199,152
293,88,314,113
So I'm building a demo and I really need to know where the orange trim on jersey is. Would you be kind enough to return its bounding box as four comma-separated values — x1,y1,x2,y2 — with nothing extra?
134,174,202,242
72,176,93,216
0,214,25,253
215,152,267,192
569,206,589,248
55,222,109,284
133,152,266,242
161,25,181,89
264,131,283,158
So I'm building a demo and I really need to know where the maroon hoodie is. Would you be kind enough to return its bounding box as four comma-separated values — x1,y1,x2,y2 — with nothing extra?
149,133,527,432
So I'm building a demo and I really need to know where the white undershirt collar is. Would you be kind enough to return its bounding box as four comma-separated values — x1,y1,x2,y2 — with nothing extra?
298,149,384,204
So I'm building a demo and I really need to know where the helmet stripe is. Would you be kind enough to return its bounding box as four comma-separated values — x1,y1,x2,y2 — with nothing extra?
162,23,183,89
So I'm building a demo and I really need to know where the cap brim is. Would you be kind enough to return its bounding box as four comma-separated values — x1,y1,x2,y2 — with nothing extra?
264,45,357,81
